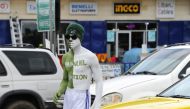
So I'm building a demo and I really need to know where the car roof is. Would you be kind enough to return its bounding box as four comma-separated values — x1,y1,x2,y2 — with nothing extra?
162,43,190,49
0,44,52,52
0,47,50,52
166,45,190,49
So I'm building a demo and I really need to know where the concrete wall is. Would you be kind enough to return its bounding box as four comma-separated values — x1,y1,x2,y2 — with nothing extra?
0,0,189,20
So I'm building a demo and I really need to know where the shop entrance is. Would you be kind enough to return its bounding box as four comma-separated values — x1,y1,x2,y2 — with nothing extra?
116,31,145,61
116,31,131,60
107,21,157,62
131,31,144,48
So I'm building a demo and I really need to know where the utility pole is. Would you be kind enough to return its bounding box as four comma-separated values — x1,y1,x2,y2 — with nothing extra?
54,0,61,55
49,0,54,53
55,0,60,34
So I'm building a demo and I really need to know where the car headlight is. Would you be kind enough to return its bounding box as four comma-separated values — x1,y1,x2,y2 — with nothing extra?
101,92,122,106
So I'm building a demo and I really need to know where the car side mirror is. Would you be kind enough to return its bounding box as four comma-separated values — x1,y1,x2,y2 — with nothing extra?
186,67,190,74
179,73,187,79
179,67,190,79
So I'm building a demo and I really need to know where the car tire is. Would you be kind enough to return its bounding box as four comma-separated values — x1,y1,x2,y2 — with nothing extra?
5,100,37,109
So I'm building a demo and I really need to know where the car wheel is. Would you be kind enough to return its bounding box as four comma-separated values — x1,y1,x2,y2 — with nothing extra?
5,100,37,109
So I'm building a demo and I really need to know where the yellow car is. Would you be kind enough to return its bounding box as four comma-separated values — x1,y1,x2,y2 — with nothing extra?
103,75,190,109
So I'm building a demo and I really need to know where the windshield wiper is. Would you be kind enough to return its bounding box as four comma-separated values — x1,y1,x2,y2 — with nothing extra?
125,71,132,75
122,71,136,75
167,95,190,99
135,71,157,75
156,95,165,97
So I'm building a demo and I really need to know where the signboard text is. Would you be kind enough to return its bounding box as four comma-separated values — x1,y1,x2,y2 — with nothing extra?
114,3,140,14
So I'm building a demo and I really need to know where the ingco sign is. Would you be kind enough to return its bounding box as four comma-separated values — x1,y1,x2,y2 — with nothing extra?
114,3,140,14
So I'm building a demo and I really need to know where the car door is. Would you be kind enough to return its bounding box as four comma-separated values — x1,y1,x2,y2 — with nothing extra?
0,54,13,99
2,50,62,101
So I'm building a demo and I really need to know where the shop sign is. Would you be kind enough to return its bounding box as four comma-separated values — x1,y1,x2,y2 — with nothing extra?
70,2,97,15
0,0,10,13
114,3,140,14
100,64,122,77
27,1,36,14
156,0,175,18
36,0,55,32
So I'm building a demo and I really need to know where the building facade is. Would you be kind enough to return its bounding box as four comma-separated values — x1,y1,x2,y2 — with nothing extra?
0,0,190,60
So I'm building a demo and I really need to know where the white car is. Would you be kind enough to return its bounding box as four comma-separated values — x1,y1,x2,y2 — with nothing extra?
0,46,63,109
90,44,190,106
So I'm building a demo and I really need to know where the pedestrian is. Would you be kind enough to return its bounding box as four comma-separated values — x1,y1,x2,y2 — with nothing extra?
53,23,103,109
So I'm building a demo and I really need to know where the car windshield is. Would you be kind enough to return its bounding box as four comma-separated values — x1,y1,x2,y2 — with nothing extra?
158,75,190,98
127,48,190,75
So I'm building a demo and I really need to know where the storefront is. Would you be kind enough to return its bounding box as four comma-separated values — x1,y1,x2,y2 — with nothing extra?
0,0,190,62
106,20,157,61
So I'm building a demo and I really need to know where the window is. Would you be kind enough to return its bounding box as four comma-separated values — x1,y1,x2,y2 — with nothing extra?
0,61,7,76
160,76,190,97
3,51,57,75
21,20,43,47
129,49,190,75
106,23,116,58
107,23,116,30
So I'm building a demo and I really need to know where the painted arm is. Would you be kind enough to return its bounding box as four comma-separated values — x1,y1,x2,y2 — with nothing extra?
53,54,69,103
90,55,103,109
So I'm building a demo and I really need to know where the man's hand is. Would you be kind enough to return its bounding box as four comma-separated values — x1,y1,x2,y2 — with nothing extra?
53,93,60,104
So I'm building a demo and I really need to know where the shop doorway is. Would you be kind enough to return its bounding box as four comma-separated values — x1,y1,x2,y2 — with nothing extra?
116,31,146,61
107,21,157,62
131,31,144,48
116,31,131,61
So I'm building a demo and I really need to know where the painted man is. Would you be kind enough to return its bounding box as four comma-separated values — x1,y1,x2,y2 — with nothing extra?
53,23,103,109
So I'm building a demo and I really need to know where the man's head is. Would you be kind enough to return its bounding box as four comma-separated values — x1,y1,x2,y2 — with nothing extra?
65,23,85,41
65,23,85,49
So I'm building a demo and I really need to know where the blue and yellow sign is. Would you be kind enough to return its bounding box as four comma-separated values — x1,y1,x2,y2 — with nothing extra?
114,3,140,14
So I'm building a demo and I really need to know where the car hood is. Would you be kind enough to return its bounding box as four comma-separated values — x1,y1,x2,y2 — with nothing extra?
90,75,162,95
102,97,190,109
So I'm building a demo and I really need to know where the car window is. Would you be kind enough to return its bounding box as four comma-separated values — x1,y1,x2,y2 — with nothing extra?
160,76,190,97
178,62,190,78
3,51,57,75
0,61,7,76
128,49,190,75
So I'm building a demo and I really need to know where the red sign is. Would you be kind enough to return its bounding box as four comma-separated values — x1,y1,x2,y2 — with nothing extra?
0,1,10,13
